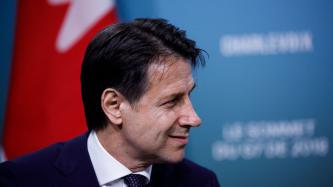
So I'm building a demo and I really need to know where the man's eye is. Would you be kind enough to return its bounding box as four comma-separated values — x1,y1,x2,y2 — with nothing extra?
163,98,179,107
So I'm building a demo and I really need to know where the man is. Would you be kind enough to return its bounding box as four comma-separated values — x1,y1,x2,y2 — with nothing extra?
0,18,220,187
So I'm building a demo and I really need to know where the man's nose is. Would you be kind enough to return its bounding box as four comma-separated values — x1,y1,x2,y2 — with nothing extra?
178,98,201,127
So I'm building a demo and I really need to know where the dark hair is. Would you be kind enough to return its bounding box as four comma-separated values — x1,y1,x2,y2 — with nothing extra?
81,18,204,131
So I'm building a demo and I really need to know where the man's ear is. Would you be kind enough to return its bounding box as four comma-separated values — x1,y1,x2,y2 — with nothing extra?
101,88,124,125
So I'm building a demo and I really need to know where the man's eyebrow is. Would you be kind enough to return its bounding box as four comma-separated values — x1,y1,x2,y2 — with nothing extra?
159,83,197,101
171,82,196,97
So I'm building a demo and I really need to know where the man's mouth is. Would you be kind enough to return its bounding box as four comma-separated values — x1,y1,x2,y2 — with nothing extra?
168,135,189,144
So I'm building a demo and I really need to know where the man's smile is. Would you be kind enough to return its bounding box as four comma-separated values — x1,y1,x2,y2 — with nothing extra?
168,134,189,145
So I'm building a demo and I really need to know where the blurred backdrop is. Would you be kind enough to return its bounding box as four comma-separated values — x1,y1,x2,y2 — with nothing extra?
1,0,332,186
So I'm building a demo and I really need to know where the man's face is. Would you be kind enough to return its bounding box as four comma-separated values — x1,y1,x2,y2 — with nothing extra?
120,57,201,163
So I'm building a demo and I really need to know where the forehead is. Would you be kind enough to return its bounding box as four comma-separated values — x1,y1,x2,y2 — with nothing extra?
146,57,194,94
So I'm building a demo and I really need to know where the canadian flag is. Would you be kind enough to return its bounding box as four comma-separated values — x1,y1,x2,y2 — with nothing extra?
3,0,117,159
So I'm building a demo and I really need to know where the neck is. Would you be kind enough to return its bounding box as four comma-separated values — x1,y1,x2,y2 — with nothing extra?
96,126,151,172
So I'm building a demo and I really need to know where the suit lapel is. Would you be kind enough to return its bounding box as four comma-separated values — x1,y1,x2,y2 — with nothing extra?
54,132,99,187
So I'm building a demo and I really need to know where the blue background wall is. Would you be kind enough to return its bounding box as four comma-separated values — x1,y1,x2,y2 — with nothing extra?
0,0,16,142
1,0,332,186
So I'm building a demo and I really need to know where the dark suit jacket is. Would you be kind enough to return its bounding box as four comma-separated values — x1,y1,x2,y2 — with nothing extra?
0,133,220,187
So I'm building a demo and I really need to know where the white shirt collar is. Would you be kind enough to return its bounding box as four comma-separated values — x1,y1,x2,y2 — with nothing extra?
87,130,152,186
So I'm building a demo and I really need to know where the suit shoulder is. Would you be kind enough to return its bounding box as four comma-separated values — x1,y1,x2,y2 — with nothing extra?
176,159,220,186
5,142,64,166
0,133,94,186
0,142,65,186
0,142,64,174
177,158,216,177
1,132,88,169
153,159,220,187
